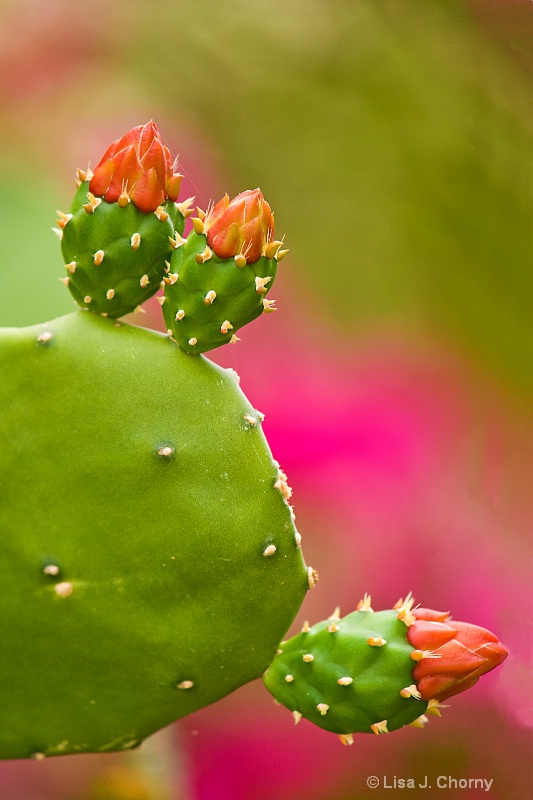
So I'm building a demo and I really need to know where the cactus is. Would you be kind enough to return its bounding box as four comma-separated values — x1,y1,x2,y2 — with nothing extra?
58,122,187,318
0,122,508,761
263,594,508,745
163,190,286,354
0,311,309,760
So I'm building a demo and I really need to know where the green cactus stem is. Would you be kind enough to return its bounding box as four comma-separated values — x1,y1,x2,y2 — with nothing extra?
0,311,309,759
58,180,185,317
162,227,280,354
263,600,428,742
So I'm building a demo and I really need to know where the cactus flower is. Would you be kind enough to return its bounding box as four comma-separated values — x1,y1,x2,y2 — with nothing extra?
407,607,509,701
89,121,182,213
205,189,274,264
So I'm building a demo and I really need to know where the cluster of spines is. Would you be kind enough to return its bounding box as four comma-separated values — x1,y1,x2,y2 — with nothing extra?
263,593,446,745
56,171,189,318
161,206,287,354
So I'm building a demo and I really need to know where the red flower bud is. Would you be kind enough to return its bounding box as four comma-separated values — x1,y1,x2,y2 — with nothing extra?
408,609,508,701
89,121,182,213
205,189,274,264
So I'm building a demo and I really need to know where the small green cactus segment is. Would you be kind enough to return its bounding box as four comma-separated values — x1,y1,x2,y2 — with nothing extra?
162,231,278,354
263,607,429,736
0,311,307,759
59,181,184,317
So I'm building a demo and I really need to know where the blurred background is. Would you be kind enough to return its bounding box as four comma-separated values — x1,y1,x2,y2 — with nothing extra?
1,0,532,797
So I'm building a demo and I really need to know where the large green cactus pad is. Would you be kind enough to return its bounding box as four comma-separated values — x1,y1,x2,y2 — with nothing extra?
0,312,307,760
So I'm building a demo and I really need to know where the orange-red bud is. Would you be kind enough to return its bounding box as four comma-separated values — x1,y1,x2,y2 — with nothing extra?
89,121,182,214
205,189,274,264
408,610,508,702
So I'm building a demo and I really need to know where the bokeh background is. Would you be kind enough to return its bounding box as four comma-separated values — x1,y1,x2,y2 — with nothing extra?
1,0,532,798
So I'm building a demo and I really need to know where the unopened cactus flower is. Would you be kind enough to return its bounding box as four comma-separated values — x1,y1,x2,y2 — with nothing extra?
163,189,287,354
263,594,508,744
204,189,275,264
89,120,182,213
406,605,509,701
57,122,186,317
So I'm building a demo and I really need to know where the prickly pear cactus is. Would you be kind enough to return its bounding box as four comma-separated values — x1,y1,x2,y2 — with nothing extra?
0,311,309,759
57,121,186,318
162,229,279,354
0,121,509,761
163,191,286,354
263,594,508,744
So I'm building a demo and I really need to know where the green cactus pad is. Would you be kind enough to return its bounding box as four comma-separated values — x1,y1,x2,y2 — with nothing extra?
0,311,307,759
263,608,429,735
162,231,278,354
60,181,184,317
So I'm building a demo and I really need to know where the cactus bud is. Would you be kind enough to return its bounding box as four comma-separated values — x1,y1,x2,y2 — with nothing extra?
205,189,274,264
162,189,283,354
407,609,509,701
90,121,182,213
263,597,508,740
59,122,185,317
